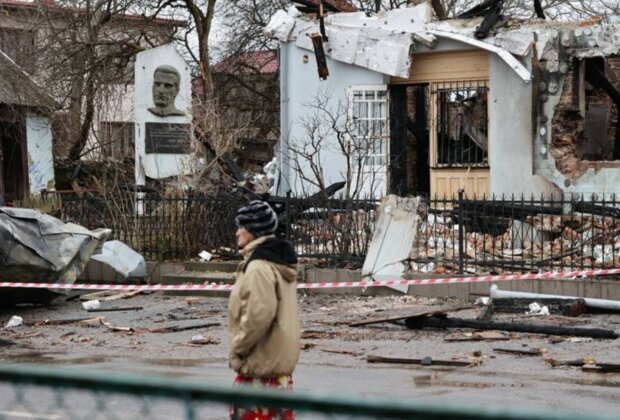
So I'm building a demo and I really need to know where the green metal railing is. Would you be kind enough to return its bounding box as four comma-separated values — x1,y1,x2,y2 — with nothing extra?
0,363,615,420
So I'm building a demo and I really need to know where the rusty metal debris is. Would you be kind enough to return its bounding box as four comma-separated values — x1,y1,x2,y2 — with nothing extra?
0,207,111,304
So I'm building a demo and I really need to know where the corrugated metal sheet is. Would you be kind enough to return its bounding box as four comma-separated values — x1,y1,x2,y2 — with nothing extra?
0,49,57,109
362,195,426,293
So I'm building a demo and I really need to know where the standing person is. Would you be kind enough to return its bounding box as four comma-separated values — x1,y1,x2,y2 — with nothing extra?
228,200,300,420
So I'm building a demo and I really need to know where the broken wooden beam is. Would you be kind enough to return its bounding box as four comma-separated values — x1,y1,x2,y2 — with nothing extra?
310,32,329,80
367,355,475,367
86,306,143,313
405,315,618,339
493,348,546,356
349,304,475,327
547,358,620,373
149,322,220,333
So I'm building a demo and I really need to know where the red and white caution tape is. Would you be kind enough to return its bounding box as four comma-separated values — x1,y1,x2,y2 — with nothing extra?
1,268,620,292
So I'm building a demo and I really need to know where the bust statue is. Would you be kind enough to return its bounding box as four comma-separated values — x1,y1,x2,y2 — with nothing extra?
148,65,185,117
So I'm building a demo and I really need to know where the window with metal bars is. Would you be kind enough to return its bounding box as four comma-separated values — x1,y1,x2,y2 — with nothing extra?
350,87,389,169
435,81,488,167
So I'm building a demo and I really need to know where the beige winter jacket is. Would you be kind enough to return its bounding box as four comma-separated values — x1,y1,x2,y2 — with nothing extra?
227,235,301,378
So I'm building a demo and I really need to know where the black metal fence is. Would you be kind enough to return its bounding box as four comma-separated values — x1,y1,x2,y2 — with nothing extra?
414,193,620,275
57,191,620,273
58,191,376,267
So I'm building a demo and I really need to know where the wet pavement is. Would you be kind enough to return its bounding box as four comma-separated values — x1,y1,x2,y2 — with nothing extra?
2,293,620,416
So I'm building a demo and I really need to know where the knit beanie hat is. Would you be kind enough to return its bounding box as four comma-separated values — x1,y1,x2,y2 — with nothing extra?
235,200,278,238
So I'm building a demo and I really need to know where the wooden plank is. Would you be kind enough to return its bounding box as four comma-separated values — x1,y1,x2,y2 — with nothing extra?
367,355,476,367
391,50,489,84
349,304,476,327
493,348,546,356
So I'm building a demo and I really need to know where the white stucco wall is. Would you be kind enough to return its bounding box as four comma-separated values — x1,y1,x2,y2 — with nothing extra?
134,44,192,183
278,42,387,197
26,114,55,195
488,54,559,197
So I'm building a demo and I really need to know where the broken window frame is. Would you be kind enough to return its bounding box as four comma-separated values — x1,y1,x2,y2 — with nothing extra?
431,80,489,169
348,85,390,172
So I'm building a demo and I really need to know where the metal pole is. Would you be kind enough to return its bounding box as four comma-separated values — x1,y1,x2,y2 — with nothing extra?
458,188,465,274
285,191,291,241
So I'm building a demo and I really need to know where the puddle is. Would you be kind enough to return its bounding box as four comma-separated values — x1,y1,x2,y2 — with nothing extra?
141,358,208,368
414,374,493,389
475,369,620,389
3,352,109,365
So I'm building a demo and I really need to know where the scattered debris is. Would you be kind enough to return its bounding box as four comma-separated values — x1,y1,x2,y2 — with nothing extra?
493,297,587,317
546,358,620,373
82,300,101,311
315,346,361,356
527,302,550,316
86,306,143,313
493,348,547,356
185,297,201,305
491,285,620,312
367,355,479,367
198,250,212,262
89,240,147,278
476,300,494,321
4,316,23,328
349,304,475,327
405,315,619,339
300,342,315,350
100,318,133,332
79,290,142,302
149,322,221,333
80,317,107,327
30,317,101,326
444,331,510,342
362,195,427,294
189,334,219,345
0,207,110,303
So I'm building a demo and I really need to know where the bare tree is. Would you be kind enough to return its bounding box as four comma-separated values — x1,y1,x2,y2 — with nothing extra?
289,92,386,199
21,0,179,165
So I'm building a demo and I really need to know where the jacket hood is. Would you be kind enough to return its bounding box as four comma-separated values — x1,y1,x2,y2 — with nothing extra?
242,236,298,282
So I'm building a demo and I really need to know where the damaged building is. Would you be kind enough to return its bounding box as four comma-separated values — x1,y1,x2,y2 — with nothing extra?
267,2,620,198
0,49,57,205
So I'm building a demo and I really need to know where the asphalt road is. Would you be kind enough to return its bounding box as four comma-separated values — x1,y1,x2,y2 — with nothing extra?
2,293,620,418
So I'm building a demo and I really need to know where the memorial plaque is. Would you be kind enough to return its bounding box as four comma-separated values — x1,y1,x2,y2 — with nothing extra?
145,123,190,154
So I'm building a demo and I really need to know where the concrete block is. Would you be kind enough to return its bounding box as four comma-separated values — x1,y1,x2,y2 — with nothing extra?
584,281,603,299
470,281,492,297
538,280,568,296
447,283,470,300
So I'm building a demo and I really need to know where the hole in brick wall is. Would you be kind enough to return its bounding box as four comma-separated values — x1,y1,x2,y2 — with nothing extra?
550,56,620,180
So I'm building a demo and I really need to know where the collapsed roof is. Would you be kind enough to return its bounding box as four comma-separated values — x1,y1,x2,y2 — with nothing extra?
265,3,620,82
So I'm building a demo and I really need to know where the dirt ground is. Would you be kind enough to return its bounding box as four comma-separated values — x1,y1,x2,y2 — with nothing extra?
2,291,620,417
